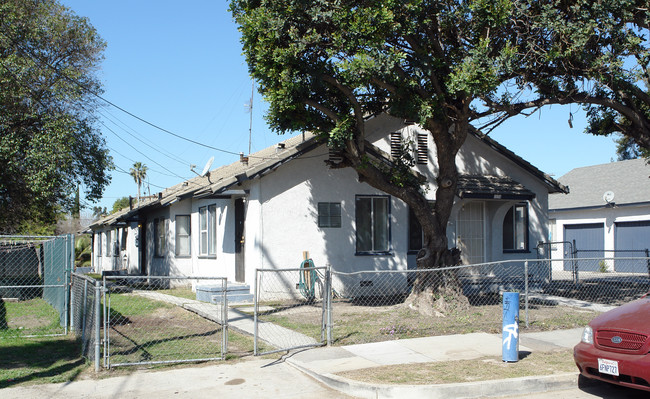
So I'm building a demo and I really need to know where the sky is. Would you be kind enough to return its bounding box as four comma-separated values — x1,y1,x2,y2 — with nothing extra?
60,1,619,212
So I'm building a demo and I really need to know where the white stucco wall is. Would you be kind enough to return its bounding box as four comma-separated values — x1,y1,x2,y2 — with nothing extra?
549,203,650,263
91,114,557,295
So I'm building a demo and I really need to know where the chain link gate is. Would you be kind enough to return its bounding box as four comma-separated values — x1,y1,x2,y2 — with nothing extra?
102,275,229,368
254,266,330,355
0,235,73,337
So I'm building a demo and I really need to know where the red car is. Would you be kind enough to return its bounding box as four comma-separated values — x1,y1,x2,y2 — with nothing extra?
574,294,650,391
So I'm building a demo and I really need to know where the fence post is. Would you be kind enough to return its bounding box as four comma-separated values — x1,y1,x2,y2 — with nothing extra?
326,264,332,346
222,279,228,358
253,269,259,356
646,249,650,279
94,279,101,372
524,261,529,328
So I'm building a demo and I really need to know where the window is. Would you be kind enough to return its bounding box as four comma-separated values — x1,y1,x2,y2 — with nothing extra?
503,203,528,251
199,205,217,256
408,202,435,252
318,202,341,228
120,228,128,251
408,207,423,252
175,215,191,256
356,196,390,254
105,230,112,257
155,219,167,257
97,233,102,256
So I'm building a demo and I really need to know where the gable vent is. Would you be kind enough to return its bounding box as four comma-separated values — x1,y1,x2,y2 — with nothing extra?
390,132,402,159
416,133,428,165
328,148,343,164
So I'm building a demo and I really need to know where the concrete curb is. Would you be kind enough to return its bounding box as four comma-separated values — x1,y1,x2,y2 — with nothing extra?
286,358,578,399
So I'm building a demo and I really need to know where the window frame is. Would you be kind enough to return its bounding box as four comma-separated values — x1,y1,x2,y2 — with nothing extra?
198,205,217,257
355,195,392,256
407,201,436,254
154,218,167,258
502,203,529,253
317,202,342,228
105,230,112,257
175,215,191,257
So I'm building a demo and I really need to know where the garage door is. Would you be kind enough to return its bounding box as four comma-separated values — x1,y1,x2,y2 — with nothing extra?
615,221,650,273
564,223,604,271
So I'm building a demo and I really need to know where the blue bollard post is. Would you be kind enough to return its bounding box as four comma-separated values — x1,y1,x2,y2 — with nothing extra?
502,292,520,362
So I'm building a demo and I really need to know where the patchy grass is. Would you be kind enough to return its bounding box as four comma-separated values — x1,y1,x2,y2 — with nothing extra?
0,334,87,388
0,297,64,337
337,350,576,385
257,297,598,346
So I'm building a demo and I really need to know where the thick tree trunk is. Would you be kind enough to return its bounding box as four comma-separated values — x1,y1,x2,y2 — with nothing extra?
403,119,471,316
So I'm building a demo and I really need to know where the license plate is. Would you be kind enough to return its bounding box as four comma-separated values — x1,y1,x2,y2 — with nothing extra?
598,358,619,376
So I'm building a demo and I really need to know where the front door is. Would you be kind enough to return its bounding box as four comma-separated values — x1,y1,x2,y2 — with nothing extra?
235,198,245,283
457,201,486,265
139,222,147,275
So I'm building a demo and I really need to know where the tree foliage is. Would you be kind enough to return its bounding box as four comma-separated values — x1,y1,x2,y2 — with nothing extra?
0,0,112,233
111,196,131,214
230,0,649,249
232,0,648,313
129,162,148,202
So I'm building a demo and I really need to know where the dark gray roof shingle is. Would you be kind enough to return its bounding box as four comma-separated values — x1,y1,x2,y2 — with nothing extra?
549,159,650,210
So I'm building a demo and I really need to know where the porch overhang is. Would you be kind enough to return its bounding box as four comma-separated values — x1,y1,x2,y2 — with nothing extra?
457,175,536,201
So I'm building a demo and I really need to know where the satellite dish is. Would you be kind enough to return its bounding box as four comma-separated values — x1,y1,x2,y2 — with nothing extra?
200,157,214,177
603,191,615,204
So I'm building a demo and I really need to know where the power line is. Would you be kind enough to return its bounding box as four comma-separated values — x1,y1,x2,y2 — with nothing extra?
99,108,189,166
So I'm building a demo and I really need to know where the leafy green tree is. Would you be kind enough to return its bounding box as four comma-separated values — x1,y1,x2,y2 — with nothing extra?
231,0,648,313
92,206,107,219
129,162,148,203
0,0,112,234
111,196,131,214
615,134,650,161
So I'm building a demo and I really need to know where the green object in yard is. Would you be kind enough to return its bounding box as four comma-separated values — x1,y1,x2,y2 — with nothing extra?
299,259,318,301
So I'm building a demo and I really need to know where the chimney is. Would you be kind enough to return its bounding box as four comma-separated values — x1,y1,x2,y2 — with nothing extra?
240,152,249,166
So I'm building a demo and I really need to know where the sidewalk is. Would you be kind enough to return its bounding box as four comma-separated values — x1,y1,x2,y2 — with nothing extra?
285,328,583,399
1,328,583,399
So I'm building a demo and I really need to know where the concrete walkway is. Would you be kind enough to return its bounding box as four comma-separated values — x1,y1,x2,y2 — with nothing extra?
134,291,318,350
285,328,584,399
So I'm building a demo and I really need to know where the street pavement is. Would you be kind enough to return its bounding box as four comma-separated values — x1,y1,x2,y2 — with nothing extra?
2,328,588,399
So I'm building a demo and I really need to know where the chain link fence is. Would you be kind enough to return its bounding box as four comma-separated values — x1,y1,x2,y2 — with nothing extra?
102,275,229,368
253,267,328,355
70,273,101,369
0,235,72,337
251,257,650,349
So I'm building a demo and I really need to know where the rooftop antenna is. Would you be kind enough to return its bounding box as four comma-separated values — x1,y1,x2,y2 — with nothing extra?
245,81,254,156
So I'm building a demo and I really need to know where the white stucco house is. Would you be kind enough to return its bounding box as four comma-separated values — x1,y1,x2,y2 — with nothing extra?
548,158,650,273
90,114,566,295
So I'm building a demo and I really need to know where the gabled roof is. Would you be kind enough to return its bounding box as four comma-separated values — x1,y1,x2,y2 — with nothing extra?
92,122,566,229
549,158,650,211
91,132,319,228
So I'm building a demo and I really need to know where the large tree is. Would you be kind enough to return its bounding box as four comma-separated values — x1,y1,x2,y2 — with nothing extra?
231,0,648,313
0,0,112,234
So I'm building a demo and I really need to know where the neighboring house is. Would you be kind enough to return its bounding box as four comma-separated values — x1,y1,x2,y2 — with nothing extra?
548,158,650,272
90,114,566,295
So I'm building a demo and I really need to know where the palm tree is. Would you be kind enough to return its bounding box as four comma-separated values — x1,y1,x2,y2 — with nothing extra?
129,162,148,203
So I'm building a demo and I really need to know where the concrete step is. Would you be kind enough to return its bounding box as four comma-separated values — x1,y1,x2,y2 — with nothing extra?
196,283,253,304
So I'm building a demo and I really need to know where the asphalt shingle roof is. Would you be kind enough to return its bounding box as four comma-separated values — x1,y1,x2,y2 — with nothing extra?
549,158,650,210
457,175,536,200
